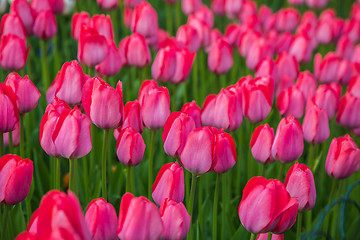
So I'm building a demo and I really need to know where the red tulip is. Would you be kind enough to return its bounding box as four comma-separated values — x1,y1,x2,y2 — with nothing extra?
119,33,151,67
0,83,19,133
116,127,145,166
33,10,57,39
325,135,360,179
238,177,298,234
182,0,202,15
1,13,27,39
117,193,163,240
151,43,177,82
37,190,91,239
95,39,122,76
250,124,275,164
181,101,202,128
313,83,341,119
277,86,305,119
15,232,37,240
285,162,316,211
176,24,201,52
211,128,237,173
160,198,190,240
0,34,29,71
336,91,360,129
272,115,304,163
85,198,118,240
91,14,114,40
97,0,118,10
0,154,33,205
71,11,91,40
131,2,158,38
208,38,233,75
152,162,185,206
5,73,40,114
10,0,36,35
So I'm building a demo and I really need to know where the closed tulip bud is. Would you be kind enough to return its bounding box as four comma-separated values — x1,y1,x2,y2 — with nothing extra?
193,6,213,28
139,80,170,130
336,35,354,60
182,0,202,15
276,52,299,82
151,44,177,82
33,10,57,39
246,38,273,70
0,83,19,133
255,57,278,83
187,15,211,48
212,128,237,173
325,135,360,179
4,122,20,147
238,0,257,22
52,106,92,159
1,13,27,39
295,71,317,98
10,0,35,35
117,193,163,240
95,39,122,77
238,29,261,58
277,86,305,119
77,25,108,67
82,77,123,130
37,190,91,239
180,127,214,175
288,33,313,63
119,33,151,68
85,198,118,240
91,14,114,40
160,198,191,240
274,31,293,54
275,8,300,32
250,124,275,164
131,2,158,38
5,73,40,114
152,162,185,206
257,233,284,240
285,162,316,211
348,75,360,98
47,60,85,106
123,8,132,29
181,101,202,128
201,88,242,131
176,24,201,52
97,0,118,10
272,115,304,163
0,154,33,205
71,11,91,40
208,38,233,75
303,100,330,144
305,0,329,8
124,0,145,8
119,100,143,134
116,127,145,166
211,0,225,15
225,0,244,19
171,48,195,84
313,83,341,119
206,28,223,53
343,19,360,43
336,92,360,129
238,177,298,234
314,53,341,84
0,34,29,71
224,24,243,47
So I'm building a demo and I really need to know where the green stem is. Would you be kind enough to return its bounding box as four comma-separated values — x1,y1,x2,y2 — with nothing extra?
8,131,13,154
88,66,92,78
1,204,9,240
172,84,177,112
222,173,228,239
165,3,173,35
0,133,3,156
306,210,312,230
213,174,220,239
20,114,25,157
308,144,316,171
267,232,272,240
126,165,131,193
41,40,49,92
82,156,89,202
54,157,60,190
262,163,267,177
198,176,203,226
25,114,31,157
296,211,303,240
175,0,182,29
248,122,255,178
323,179,339,232
236,126,243,191
250,233,256,240
102,130,109,199
148,130,156,199
192,54,199,103
69,158,75,192
188,174,197,240
185,170,190,205
278,163,286,180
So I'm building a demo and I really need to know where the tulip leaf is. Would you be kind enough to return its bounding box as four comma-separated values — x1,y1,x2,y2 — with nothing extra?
312,151,322,173
346,215,360,240
6,204,26,239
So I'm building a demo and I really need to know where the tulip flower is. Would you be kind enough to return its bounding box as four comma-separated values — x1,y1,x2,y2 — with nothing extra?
182,0,202,15
1,13,27,39
9,0,35,35
37,190,91,240
288,33,313,63
124,0,145,8
238,29,261,58
224,0,244,19
117,193,163,240
0,34,29,71
85,198,118,240
71,11,91,40
211,128,237,173
257,233,284,240
152,162,185,206
187,15,211,48
277,86,305,119
272,115,304,163
250,124,275,164
0,154,33,205
285,162,316,211
336,35,355,60
193,5,214,28
238,177,298,234
90,14,114,40
181,101,202,128
131,2,158,38
303,100,330,144
3,122,20,147
325,135,360,179
162,112,196,158
119,33,151,68
348,75,360,98
255,58,278,83
118,100,143,134
160,198,191,240
295,71,317,99
275,8,300,32
276,52,299,83
33,10,57,40
116,127,145,166
224,24,243,47
176,24,201,53
314,53,342,84
336,91,360,129
208,38,233,75
95,39,122,77
97,0,118,10
305,0,329,8
0,83,19,133
313,83,341,119
15,232,37,240
151,43,177,82
170,47,196,84
246,38,273,70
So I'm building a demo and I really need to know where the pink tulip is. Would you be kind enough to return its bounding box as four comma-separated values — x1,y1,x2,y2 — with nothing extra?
5,73,40,114
208,38,233,75
277,86,305,119
182,0,202,15
71,11,91,40
82,77,123,130
194,6,214,28
119,33,151,67
187,15,211,48
131,2,158,38
162,112,196,158
119,100,143,134
238,29,261,58
10,0,36,35
95,39,122,77
285,162,316,211
246,38,273,70
288,33,313,63
15,232,37,240
272,115,304,163
224,24,243,47
336,92,360,129
124,0,145,8
336,35,355,60
171,47,196,84
85,198,118,240
305,0,329,8
151,42,177,82
0,154,33,205
117,193,163,240
0,83,19,133
348,75,360,98
303,100,330,144
176,24,201,52
225,0,244,19
314,52,341,84
116,127,145,166
325,135,360,179
255,58,278,83
250,124,275,164
160,198,190,240
97,0,118,10
37,190,91,239
181,101,202,128
3,122,20,147
276,52,299,83
238,1,257,22
211,128,237,173
295,71,317,99
275,8,300,32
238,177,298,234
152,162,185,206
123,8,132,29
257,233,284,240
313,83,341,119
343,19,360,43
91,14,114,40
211,0,225,15
0,34,29,71
1,13,27,39
33,10,57,39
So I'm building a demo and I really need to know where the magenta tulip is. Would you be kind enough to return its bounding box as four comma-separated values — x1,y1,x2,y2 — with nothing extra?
95,39,122,77
131,2,158,38
90,14,114,40
303,100,330,144
10,0,36,35
313,83,341,119
212,128,237,173
250,124,275,164
336,92,360,129
116,127,145,166
0,34,29,71
208,38,233,75
32,10,57,39
181,101,202,128
277,86,305,119
71,11,91,40
119,33,151,68
0,83,19,133
1,13,27,39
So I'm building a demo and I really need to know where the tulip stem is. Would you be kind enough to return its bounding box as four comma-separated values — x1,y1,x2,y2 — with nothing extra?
267,232,272,240
165,3,173,35
262,163,267,177
188,174,197,240
8,132,13,154
102,130,109,199
213,174,220,239
148,130,156,199
249,233,256,240
296,211,303,240
222,173,228,239
0,133,3,156
19,114,25,157
323,179,339,233
1,204,9,240
40,40,49,92
126,165,131,193
308,144,316,171
192,54,199,103
278,163,286,180
198,176,203,226
55,157,60,190
69,158,75,193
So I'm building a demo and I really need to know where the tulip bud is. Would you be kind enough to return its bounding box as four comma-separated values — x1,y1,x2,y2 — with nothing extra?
97,0,118,10
131,2,158,38
119,33,151,68
288,33,313,63
238,29,261,58
277,86,305,119
250,124,275,164
295,71,317,98
116,127,145,166
82,77,123,130
152,162,185,206
151,43,177,82
0,83,19,133
124,0,145,8
305,0,329,8
160,198,191,240
348,75,360,98
238,177,298,234
0,154,33,205
246,38,273,70
0,34,29,71
181,101,202,128
9,0,35,35
91,14,114,40
313,83,341,119
119,100,143,134
272,115,304,163
325,135,360,179
176,24,201,53
276,52,299,82
117,193,163,240
314,53,341,84
255,58,278,83
336,92,360,129
171,47,195,84
71,11,91,40
85,198,118,240
182,0,202,15
212,128,237,173
285,162,316,211
303,100,330,144
95,39,122,77
336,35,355,60
33,10,57,39
208,38,233,75
1,13,27,39
187,15,211,48
15,232,37,240
275,8,300,32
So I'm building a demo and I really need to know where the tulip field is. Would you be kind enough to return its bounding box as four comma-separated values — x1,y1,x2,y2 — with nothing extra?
2,0,360,239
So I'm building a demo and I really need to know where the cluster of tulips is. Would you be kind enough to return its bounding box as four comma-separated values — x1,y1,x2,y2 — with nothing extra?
1,0,360,239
